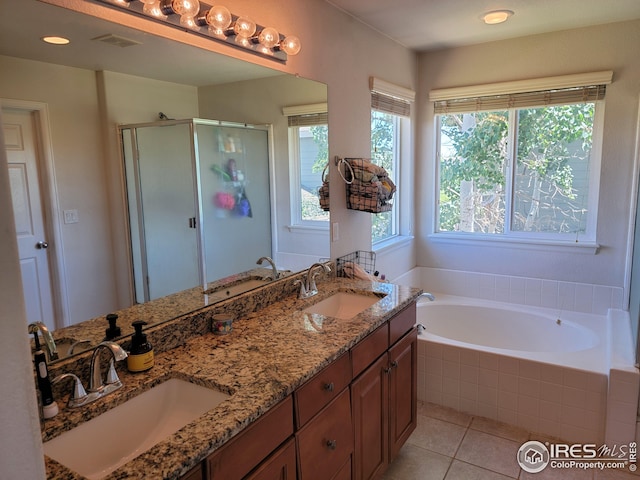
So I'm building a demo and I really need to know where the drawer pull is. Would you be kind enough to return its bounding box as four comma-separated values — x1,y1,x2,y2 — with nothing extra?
323,382,334,392
326,439,337,450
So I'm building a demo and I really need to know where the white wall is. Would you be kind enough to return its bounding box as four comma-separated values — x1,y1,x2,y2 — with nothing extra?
0,55,117,326
416,20,640,291
0,109,46,480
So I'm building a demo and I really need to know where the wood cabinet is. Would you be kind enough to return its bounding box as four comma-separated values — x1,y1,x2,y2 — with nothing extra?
296,388,354,480
352,303,418,480
206,396,294,480
183,301,417,480
388,328,418,461
245,438,297,480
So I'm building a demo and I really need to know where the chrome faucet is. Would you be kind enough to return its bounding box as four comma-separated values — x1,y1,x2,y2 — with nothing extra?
52,341,127,409
88,341,128,394
296,263,331,299
28,322,58,361
421,292,436,301
256,256,279,281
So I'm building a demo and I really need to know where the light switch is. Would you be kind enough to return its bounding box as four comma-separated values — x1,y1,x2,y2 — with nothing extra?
64,209,79,224
332,222,339,242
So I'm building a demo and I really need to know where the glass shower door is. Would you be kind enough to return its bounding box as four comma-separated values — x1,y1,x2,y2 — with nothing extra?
123,122,201,302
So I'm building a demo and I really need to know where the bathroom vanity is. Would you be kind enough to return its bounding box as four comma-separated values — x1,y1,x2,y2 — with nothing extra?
42,271,421,480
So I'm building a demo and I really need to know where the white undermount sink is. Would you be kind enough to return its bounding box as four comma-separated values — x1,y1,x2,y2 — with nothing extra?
303,292,384,320
207,277,271,300
43,378,230,479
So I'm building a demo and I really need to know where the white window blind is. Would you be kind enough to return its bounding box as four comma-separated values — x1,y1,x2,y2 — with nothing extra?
430,71,612,114
283,103,328,126
370,77,415,117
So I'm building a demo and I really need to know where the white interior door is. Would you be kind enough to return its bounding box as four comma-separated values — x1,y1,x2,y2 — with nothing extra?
4,109,55,331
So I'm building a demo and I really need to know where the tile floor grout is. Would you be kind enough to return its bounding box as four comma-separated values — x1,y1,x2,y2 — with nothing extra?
380,401,639,480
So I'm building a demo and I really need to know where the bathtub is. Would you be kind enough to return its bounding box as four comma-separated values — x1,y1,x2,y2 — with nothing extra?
414,293,638,444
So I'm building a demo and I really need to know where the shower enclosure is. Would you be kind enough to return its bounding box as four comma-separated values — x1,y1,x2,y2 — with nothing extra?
119,119,273,303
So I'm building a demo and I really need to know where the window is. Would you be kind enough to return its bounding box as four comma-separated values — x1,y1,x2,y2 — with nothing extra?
370,77,415,244
285,104,328,226
371,110,399,243
433,74,609,243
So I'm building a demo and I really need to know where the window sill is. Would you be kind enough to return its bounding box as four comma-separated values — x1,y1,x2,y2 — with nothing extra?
428,232,600,254
286,224,329,234
373,235,414,254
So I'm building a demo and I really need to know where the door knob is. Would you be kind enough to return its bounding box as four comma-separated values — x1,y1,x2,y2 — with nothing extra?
36,241,49,249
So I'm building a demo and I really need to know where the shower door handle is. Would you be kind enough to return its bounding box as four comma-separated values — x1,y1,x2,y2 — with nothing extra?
188,217,196,228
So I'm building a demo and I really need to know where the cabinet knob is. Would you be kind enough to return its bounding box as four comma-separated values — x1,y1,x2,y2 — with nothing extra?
383,367,391,374
323,382,334,392
326,439,337,450
390,361,398,369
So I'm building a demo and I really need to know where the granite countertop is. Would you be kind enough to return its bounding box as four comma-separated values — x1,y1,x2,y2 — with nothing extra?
43,278,422,480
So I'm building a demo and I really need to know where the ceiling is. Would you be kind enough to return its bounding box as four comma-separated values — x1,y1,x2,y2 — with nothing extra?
0,0,282,87
326,0,640,51
3,0,640,87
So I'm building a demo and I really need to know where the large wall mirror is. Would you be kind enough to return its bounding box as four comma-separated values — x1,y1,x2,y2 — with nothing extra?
1,0,329,361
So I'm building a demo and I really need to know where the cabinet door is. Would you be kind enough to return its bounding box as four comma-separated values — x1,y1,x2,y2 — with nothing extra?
181,463,204,480
207,396,294,479
296,388,353,480
388,329,418,461
245,438,297,480
351,354,389,480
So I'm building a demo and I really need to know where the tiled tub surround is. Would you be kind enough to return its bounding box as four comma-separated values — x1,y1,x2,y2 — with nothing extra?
42,276,422,479
394,262,639,444
393,266,624,315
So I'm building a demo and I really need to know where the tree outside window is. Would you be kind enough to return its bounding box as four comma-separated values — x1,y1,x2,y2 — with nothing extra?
437,102,596,237
371,110,399,243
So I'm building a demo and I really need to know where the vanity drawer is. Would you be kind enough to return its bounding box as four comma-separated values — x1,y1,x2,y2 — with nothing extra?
207,396,294,479
296,388,353,480
389,302,416,346
350,323,388,378
295,352,351,428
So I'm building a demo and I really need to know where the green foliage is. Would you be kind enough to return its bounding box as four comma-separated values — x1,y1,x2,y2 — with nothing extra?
371,111,396,243
438,103,595,234
311,125,329,173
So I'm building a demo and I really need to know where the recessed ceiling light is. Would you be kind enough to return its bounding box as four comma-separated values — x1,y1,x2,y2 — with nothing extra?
482,10,514,25
41,36,70,45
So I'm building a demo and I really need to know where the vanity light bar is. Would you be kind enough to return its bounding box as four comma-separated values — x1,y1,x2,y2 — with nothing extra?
93,0,301,62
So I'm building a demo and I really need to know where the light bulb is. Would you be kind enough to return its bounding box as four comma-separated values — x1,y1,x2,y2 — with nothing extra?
279,35,301,56
205,5,232,31
170,0,200,17
233,16,256,38
179,15,198,29
257,27,279,48
142,0,166,18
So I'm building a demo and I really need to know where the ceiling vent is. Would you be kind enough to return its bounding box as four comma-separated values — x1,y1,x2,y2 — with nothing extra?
92,34,141,48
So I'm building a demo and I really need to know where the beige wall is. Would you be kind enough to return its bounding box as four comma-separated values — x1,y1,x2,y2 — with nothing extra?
416,20,640,288
0,0,416,475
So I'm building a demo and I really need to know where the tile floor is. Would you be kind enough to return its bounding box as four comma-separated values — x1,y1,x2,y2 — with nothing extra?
382,402,638,480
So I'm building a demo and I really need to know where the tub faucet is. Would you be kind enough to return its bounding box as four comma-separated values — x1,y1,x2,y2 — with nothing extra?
28,322,58,362
88,341,128,394
256,256,279,281
421,292,435,301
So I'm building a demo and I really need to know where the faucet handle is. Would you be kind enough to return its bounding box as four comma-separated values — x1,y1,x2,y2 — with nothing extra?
294,279,308,298
52,373,90,408
105,359,122,386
